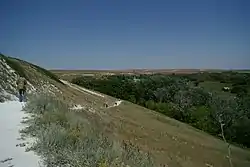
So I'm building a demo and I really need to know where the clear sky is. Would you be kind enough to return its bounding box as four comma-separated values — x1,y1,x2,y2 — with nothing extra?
0,0,249,70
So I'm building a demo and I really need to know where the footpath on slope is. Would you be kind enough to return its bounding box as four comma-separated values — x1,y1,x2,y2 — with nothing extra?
60,79,105,98
61,79,123,109
0,101,42,167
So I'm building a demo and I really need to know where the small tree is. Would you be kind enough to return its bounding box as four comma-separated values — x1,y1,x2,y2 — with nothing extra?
209,94,237,167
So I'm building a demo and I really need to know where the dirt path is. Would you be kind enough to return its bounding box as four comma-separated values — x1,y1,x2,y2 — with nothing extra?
0,101,42,167
60,79,105,98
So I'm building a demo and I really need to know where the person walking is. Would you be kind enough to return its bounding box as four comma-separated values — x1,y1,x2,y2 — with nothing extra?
16,76,27,102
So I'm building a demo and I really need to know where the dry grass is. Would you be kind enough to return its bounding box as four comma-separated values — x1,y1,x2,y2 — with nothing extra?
20,94,155,167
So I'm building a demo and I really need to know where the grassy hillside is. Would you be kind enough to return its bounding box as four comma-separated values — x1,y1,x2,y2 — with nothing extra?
12,57,64,85
0,54,64,85
0,54,28,79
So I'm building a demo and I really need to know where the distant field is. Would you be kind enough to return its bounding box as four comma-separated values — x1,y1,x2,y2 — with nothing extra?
51,69,250,82
50,69,250,80
51,69,203,75
51,69,250,74
51,69,205,81
199,81,233,97
234,70,250,73
199,81,231,92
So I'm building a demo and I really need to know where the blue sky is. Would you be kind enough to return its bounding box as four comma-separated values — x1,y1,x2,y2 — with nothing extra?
0,0,249,69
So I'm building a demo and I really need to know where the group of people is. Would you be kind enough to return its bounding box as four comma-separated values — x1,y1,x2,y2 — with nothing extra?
16,76,27,102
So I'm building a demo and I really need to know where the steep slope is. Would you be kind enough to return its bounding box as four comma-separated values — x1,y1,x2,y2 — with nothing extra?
0,54,60,101
1,54,250,167
0,57,19,101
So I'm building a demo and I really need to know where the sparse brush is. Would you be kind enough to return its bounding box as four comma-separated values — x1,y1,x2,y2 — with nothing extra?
11,57,64,85
0,54,27,79
20,94,156,167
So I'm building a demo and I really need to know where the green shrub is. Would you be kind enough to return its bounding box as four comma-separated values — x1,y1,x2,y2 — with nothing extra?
231,85,248,95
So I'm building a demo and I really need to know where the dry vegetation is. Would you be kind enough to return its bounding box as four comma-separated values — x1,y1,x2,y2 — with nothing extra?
20,94,155,167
